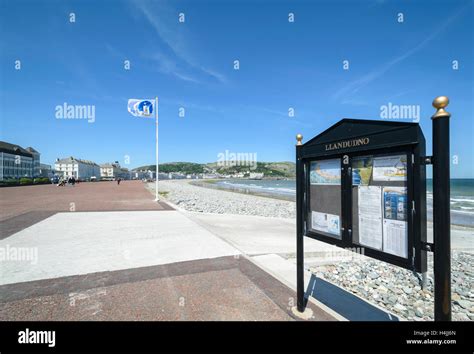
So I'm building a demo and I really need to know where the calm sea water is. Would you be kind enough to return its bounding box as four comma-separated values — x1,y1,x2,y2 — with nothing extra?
217,179,474,227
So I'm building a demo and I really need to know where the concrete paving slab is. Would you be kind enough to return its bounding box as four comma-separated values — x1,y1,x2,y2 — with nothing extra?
0,211,239,286
187,212,337,256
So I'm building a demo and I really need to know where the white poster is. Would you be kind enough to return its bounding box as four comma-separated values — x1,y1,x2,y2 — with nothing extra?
383,219,408,258
327,214,340,236
311,211,340,237
358,186,383,250
373,155,407,182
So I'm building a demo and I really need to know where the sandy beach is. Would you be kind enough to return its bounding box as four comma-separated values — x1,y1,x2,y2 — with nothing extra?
149,179,474,321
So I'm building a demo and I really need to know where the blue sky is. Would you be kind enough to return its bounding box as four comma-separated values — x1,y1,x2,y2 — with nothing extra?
1,0,473,177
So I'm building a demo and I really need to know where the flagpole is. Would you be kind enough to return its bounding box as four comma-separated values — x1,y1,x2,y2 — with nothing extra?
155,96,159,201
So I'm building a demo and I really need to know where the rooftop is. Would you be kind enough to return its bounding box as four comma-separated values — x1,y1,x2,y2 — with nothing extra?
0,141,35,158
56,157,99,166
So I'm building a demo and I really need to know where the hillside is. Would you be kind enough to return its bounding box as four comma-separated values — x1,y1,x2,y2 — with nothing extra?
133,161,296,178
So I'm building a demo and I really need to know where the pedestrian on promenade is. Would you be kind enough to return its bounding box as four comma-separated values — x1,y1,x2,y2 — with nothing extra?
57,176,65,187
117,177,121,185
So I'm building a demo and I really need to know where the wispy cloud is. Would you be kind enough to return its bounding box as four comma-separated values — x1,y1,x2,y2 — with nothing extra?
132,0,227,84
332,4,469,101
249,106,313,128
148,52,201,83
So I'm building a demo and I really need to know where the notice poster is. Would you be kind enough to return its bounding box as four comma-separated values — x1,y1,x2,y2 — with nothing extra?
311,211,340,236
382,187,408,258
383,187,408,221
358,186,383,250
373,155,407,182
310,159,341,185
383,219,408,258
352,156,373,186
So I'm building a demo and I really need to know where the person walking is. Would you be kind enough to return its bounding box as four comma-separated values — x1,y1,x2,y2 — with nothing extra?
117,177,121,185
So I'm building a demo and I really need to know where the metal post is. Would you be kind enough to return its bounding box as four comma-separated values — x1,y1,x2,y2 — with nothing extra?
296,134,305,312
421,272,428,291
431,96,451,321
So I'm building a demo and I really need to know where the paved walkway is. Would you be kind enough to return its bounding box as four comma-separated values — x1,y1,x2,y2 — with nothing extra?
0,180,171,239
0,211,240,285
0,256,334,321
0,183,336,321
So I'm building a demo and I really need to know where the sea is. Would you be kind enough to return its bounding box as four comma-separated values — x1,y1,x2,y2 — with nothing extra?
216,179,474,227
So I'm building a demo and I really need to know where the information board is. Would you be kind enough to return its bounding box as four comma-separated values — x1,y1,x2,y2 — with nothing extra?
297,119,427,272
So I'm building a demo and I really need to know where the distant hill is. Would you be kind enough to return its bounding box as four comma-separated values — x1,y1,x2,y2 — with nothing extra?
133,161,296,178
134,162,205,174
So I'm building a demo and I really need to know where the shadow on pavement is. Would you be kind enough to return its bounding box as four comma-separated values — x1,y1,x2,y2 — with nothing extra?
305,274,399,321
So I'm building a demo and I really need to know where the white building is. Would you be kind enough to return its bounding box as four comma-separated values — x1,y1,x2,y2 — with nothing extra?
0,141,36,180
100,162,122,180
249,172,264,180
55,156,100,180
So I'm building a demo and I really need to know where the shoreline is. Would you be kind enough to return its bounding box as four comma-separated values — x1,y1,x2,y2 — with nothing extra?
150,180,474,231
190,179,296,202
193,180,473,230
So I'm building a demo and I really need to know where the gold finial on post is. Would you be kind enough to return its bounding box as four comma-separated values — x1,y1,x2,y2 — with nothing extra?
296,134,303,146
432,96,451,119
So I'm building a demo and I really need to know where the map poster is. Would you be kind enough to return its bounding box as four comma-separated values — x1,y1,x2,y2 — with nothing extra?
352,156,373,186
373,154,407,182
311,211,340,237
358,186,383,250
310,158,341,185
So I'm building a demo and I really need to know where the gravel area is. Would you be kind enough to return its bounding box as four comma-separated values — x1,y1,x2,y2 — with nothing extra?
309,251,474,321
149,180,295,218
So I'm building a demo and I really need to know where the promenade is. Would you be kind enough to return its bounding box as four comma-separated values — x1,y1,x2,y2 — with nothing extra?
0,181,171,239
0,181,335,321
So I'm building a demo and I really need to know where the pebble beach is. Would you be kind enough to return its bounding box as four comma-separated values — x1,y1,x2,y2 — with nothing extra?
152,179,296,218
149,179,473,321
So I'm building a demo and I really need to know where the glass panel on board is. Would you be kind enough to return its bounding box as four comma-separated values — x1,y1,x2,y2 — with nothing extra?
307,158,342,240
351,153,409,258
